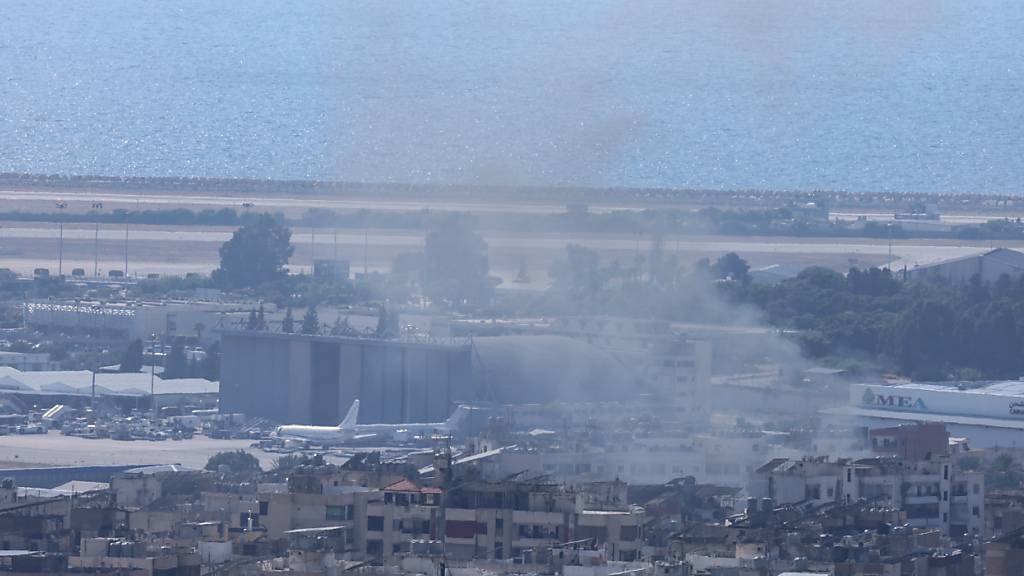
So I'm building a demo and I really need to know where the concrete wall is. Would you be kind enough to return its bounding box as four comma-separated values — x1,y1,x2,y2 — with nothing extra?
220,331,473,425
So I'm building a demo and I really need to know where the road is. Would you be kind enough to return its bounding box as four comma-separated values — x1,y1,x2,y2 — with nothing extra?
0,220,1010,287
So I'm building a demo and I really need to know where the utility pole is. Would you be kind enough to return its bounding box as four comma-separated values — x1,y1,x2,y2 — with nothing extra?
56,201,67,276
124,221,129,278
92,202,103,276
887,222,893,270
150,333,157,422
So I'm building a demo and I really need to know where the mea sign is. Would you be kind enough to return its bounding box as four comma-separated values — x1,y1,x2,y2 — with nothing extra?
862,388,927,411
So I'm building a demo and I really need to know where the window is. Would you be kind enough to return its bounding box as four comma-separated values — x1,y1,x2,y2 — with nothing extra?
495,518,504,536
446,520,477,539
258,501,269,515
943,491,948,502
944,465,949,480
973,506,980,517
973,484,981,495
620,525,638,540
367,516,384,531
326,505,349,521
367,540,383,558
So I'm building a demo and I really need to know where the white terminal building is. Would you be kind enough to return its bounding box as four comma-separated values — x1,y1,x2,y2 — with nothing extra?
825,381,1024,448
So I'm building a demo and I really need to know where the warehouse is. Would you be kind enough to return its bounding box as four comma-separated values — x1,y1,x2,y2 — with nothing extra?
219,331,473,426
0,366,218,412
902,247,1024,285
824,381,1024,448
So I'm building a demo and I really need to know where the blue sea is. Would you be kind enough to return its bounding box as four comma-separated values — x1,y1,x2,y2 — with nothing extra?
1,0,1023,193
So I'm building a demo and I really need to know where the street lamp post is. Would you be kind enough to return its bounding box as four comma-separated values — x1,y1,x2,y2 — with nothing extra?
55,201,67,276
124,221,129,278
92,202,103,277
887,222,894,270
150,334,158,422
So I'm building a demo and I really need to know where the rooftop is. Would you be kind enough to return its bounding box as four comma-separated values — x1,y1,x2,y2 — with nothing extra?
0,366,217,397
384,479,442,494
825,405,1024,430
877,380,1024,398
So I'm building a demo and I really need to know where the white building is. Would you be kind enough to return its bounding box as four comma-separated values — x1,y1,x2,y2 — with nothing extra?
903,247,1024,285
750,456,985,537
824,381,1024,448
23,300,248,342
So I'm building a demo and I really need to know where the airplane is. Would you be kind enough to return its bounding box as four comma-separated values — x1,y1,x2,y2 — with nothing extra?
273,400,470,446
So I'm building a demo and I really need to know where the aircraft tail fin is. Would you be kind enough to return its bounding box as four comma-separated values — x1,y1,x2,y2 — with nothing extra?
339,399,360,429
444,405,470,429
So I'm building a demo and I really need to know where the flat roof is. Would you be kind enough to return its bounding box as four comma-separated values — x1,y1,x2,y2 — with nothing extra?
221,329,471,351
824,406,1024,430
869,381,1024,398
0,367,217,397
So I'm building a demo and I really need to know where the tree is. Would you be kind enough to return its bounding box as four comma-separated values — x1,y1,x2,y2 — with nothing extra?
281,308,294,333
549,244,605,300
987,453,1024,489
200,341,221,380
119,339,144,373
205,450,261,474
711,253,750,283
245,307,258,330
421,216,495,308
375,306,398,338
187,356,201,378
256,303,266,330
890,300,956,379
300,306,320,335
213,214,294,289
163,339,189,379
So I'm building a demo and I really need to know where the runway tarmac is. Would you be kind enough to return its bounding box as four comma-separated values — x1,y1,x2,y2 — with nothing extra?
0,431,273,470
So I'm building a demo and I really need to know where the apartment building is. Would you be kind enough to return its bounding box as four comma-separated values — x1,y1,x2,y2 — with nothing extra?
750,456,985,537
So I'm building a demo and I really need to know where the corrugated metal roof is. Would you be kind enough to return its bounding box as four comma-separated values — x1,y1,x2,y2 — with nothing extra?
0,367,217,397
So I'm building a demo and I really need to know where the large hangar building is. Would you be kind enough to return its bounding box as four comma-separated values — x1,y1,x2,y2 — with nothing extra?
824,381,1024,448
220,331,473,426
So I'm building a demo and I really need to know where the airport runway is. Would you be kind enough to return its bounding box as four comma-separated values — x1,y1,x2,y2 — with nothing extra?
1,188,1018,224
0,220,1012,286
0,431,273,470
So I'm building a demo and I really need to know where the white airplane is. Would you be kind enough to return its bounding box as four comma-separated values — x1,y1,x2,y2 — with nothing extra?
273,400,469,446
